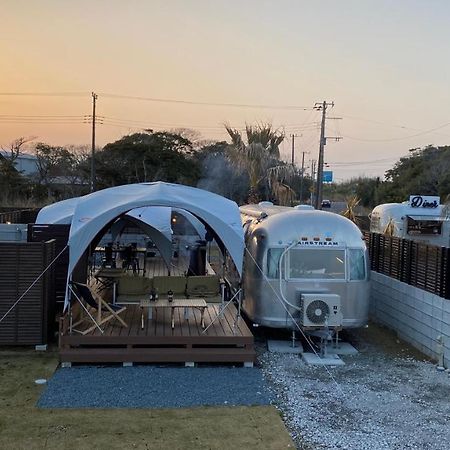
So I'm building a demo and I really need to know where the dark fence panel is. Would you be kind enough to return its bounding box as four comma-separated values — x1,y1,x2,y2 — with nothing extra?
27,224,70,308
0,240,55,345
365,232,450,300
0,208,39,224
355,215,370,232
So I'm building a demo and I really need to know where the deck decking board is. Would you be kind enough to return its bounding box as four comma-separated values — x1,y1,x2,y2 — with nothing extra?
218,306,235,336
59,303,254,364
206,306,223,337
219,305,236,336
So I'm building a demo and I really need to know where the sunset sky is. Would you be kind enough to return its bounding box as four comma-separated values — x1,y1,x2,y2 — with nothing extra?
1,0,450,180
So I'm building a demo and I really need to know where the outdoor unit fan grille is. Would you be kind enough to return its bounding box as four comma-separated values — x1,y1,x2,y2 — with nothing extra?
305,300,330,325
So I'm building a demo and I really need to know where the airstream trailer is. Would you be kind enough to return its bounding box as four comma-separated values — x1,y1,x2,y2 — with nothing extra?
238,203,370,330
370,195,449,247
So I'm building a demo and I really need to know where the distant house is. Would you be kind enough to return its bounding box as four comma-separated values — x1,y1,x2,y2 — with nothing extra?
0,151,38,177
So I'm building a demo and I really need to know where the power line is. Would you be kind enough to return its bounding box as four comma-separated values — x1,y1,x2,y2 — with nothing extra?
0,120,87,124
97,115,320,133
342,121,450,142
0,114,86,118
330,160,400,167
0,92,89,97
98,92,314,111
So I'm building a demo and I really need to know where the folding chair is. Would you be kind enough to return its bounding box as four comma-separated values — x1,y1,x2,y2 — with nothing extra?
69,281,128,335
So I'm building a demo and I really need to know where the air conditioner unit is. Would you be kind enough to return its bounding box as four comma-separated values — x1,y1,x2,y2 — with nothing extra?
300,294,342,327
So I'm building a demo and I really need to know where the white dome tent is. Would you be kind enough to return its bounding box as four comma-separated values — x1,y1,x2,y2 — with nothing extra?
64,182,244,308
37,199,206,271
37,187,220,276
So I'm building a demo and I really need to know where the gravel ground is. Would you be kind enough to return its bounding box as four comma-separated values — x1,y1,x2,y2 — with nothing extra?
258,324,450,450
38,366,271,408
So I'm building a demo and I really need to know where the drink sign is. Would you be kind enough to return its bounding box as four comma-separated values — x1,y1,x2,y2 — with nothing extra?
409,195,440,209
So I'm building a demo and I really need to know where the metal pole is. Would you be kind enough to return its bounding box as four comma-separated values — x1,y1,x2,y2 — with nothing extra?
299,151,306,202
310,159,316,205
315,101,327,209
291,134,295,166
90,92,98,192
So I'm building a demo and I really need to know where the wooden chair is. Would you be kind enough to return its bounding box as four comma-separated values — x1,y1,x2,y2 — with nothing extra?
69,281,128,335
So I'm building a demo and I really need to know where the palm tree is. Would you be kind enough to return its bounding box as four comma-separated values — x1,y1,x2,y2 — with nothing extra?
225,123,286,203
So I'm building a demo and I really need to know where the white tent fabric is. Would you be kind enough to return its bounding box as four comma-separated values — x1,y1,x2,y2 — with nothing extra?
36,197,78,225
173,208,206,239
37,199,206,239
109,207,173,268
38,198,175,268
65,182,244,307
128,206,172,241
37,198,206,271
109,207,205,269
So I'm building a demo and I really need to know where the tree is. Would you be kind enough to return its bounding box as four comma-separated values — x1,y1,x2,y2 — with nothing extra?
34,143,81,198
224,123,285,203
0,136,35,201
96,131,201,188
383,145,450,201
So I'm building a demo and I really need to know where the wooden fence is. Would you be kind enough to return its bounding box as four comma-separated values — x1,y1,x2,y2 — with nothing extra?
0,208,39,224
365,232,450,300
27,224,70,308
0,240,56,345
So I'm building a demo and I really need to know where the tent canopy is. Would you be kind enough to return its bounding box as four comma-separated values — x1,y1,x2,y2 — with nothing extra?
37,198,207,240
37,195,208,273
110,207,173,268
36,197,78,225
64,182,244,307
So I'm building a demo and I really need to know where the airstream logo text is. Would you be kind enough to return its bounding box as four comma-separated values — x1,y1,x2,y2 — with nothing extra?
298,241,339,246
409,195,439,209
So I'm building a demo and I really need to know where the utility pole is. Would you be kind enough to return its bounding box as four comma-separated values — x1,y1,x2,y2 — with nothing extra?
90,91,98,193
313,101,341,209
299,151,309,203
291,134,301,166
310,159,316,179
310,159,316,205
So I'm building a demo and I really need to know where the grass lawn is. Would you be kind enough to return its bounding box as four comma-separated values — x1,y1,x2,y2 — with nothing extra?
0,349,294,449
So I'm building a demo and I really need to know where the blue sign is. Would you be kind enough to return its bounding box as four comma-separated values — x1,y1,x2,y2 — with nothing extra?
323,171,333,182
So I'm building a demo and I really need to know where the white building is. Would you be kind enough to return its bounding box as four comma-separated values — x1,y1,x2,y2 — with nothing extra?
0,151,38,176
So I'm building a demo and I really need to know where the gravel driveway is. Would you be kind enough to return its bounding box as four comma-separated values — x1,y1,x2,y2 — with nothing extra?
38,366,271,409
258,324,450,450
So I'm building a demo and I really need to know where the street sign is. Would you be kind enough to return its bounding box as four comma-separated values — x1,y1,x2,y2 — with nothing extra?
323,171,333,182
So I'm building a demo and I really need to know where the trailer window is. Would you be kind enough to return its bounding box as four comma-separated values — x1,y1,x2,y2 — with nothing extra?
407,216,442,235
267,248,285,278
288,249,345,279
348,249,366,280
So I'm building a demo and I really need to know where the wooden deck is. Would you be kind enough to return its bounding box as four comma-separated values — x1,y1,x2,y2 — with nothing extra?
59,303,255,365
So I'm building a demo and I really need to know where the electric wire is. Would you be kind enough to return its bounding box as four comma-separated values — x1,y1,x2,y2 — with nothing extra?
98,115,320,131
0,114,87,118
0,120,87,125
342,121,450,142
0,92,90,97
98,92,314,111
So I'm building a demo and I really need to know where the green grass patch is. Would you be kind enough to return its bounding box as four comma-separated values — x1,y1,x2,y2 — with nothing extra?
0,349,294,449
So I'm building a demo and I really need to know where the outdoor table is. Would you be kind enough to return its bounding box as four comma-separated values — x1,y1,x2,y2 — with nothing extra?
139,298,207,330
93,268,126,304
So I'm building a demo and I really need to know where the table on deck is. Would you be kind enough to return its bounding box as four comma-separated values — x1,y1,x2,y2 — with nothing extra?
139,298,207,330
93,268,126,303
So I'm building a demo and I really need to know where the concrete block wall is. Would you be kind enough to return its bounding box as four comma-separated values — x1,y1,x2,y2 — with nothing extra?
370,271,450,368
0,224,28,242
